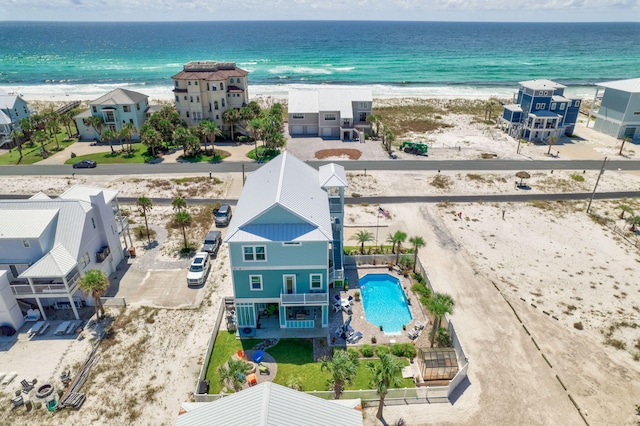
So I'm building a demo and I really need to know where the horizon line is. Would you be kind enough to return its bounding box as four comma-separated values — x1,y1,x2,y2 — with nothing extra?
1,19,639,24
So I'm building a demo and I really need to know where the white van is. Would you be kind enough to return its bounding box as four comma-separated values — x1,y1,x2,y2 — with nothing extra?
187,252,211,286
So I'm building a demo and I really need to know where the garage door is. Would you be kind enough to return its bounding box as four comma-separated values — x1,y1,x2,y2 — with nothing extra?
290,125,304,135
322,127,333,137
306,126,318,135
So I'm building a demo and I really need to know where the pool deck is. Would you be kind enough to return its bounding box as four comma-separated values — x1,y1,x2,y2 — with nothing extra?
329,266,430,348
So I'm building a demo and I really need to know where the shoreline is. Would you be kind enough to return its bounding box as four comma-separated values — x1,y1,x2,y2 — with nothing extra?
0,82,597,104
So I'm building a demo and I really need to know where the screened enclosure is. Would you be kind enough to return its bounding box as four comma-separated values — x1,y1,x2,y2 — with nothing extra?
418,347,458,381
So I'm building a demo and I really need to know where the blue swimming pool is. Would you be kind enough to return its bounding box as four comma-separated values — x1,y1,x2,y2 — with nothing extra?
359,274,412,333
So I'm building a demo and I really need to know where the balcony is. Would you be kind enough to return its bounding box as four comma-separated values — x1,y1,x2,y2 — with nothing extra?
280,292,327,305
96,246,111,263
10,272,80,297
329,198,343,214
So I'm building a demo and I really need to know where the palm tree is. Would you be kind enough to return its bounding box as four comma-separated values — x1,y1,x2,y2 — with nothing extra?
383,127,395,153
78,269,109,320
118,122,136,153
136,197,153,244
45,112,61,150
320,349,358,399
350,230,374,254
84,115,105,142
223,108,242,141
19,117,33,141
546,135,558,155
426,293,455,348
140,123,162,157
629,215,640,232
218,357,251,392
392,230,407,264
409,236,426,272
199,120,221,156
619,136,631,156
171,196,187,212
10,128,24,163
175,210,192,250
366,352,404,419
101,128,117,154
618,204,634,220
366,113,382,137
31,130,48,156
247,117,264,159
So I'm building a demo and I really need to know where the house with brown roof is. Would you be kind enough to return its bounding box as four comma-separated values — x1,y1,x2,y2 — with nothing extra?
172,61,249,132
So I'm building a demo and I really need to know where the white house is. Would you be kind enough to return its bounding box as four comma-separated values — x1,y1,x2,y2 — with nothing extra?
0,89,31,148
288,89,372,141
588,78,640,141
74,88,150,141
0,185,132,323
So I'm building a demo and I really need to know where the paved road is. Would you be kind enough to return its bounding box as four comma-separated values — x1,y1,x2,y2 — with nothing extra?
0,158,636,176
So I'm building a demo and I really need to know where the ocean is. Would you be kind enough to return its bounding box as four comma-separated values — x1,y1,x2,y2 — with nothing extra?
1,21,639,101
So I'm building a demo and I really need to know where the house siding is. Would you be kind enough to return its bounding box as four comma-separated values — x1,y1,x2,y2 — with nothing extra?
229,241,328,269
233,268,327,299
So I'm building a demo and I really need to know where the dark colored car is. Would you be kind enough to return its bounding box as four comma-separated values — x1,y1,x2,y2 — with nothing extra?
215,204,232,227
73,160,97,169
201,230,222,257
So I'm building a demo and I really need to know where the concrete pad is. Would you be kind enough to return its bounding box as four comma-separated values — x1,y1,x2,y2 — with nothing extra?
133,269,202,308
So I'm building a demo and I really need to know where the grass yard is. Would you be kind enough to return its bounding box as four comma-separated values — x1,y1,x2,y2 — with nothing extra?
64,143,153,164
0,134,76,165
180,149,231,163
205,331,261,394
247,146,281,162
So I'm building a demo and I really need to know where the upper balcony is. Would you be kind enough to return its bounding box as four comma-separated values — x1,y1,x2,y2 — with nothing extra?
280,292,328,306
11,272,80,298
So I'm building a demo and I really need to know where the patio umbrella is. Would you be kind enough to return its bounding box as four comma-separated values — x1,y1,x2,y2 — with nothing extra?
515,171,530,187
343,315,352,333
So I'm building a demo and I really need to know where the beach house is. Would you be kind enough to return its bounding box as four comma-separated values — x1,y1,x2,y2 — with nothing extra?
498,80,581,141
0,90,31,148
288,89,372,141
587,78,640,141
172,61,249,132
74,88,150,141
224,152,347,336
0,185,132,323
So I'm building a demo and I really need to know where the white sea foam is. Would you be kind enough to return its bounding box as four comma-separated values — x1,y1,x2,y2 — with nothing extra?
267,66,333,75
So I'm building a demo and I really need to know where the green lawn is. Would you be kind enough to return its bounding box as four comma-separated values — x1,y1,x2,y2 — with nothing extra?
180,150,230,163
247,146,281,161
0,133,76,165
205,335,413,395
63,143,154,164
205,331,261,394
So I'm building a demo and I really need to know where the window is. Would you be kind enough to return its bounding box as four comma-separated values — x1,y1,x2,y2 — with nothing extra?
551,103,556,110
91,217,96,229
175,81,179,87
190,96,193,102
230,78,234,83
22,240,30,248
324,113,337,121
9,265,18,277
206,83,210,90
216,115,219,119
250,275,263,291
195,81,198,85
80,252,90,268
282,242,301,246
129,118,134,124
209,103,212,112
184,96,187,100
310,274,322,290
575,101,581,107
105,111,115,122
188,81,191,86
220,83,224,90
212,86,217,91
197,96,200,103
359,112,367,122
634,112,640,116
358,102,368,109
221,99,225,107
560,103,565,110
92,106,97,113
123,105,131,112
175,96,179,103
214,101,219,110
535,103,545,110
292,113,304,119
186,111,190,118
243,246,266,261
137,103,140,111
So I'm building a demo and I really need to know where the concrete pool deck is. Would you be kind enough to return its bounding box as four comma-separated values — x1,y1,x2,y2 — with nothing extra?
329,266,430,348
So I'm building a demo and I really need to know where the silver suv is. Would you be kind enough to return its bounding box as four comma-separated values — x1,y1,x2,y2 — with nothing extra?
187,252,211,286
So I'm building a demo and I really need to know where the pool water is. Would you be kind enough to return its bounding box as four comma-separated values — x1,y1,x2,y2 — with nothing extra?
359,274,412,333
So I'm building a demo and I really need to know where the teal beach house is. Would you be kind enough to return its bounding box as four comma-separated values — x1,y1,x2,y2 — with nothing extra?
224,152,347,335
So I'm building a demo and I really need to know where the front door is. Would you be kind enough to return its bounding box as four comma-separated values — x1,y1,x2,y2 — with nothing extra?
283,275,296,294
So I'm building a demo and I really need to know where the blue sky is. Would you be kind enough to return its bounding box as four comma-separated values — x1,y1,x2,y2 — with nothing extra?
1,0,638,22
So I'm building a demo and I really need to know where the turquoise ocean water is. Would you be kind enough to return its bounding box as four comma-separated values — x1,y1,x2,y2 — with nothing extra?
1,21,639,100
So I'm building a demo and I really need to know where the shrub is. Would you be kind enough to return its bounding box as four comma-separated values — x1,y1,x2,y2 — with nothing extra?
360,344,374,358
402,343,417,359
133,226,156,241
375,345,390,357
371,337,377,344
573,322,583,330
436,327,451,347
391,343,417,359
347,347,360,364
411,272,425,283
570,173,585,182
412,282,431,298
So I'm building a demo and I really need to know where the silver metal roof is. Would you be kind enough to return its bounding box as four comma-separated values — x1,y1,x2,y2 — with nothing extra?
318,163,347,188
19,244,77,278
228,223,328,242
598,78,640,93
288,90,319,113
90,88,148,106
0,209,58,239
60,185,119,204
176,382,363,426
289,89,372,118
225,152,332,243
519,79,566,91
29,192,52,200
503,104,523,112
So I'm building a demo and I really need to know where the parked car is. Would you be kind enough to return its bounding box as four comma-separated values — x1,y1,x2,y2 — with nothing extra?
215,204,232,227
187,252,211,286
72,160,97,169
201,230,222,257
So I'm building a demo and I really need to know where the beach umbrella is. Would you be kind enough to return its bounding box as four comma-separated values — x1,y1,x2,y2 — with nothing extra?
344,315,352,330
515,171,530,187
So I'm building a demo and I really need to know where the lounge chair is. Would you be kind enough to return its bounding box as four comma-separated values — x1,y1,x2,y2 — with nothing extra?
55,321,70,336
347,295,354,302
333,304,342,313
414,321,425,330
66,322,78,334
10,395,24,409
347,331,363,344
1,372,17,386
334,294,341,302
252,349,264,364
38,323,50,335
21,378,36,393
408,329,420,340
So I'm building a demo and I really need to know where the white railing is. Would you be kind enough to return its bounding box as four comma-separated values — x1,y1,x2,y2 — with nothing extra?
11,283,69,296
280,292,327,305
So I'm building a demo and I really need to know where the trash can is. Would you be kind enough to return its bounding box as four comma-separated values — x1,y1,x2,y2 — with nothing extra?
128,246,136,257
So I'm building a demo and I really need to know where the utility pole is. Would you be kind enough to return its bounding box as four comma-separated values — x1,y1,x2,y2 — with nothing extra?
587,157,607,214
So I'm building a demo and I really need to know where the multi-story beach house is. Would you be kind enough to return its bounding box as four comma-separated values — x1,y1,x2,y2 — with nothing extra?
0,185,132,325
288,89,373,141
498,80,581,142
224,152,347,336
172,61,249,132
587,78,640,141
74,88,150,141
0,89,31,148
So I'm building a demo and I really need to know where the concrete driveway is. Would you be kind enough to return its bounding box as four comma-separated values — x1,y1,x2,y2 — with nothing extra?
132,269,204,308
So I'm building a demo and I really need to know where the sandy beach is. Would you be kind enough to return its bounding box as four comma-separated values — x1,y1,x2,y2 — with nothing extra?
0,96,639,425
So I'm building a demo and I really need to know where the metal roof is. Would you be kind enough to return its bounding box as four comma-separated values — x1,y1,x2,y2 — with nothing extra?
503,104,523,112
60,185,119,204
176,382,363,426
227,223,329,242
288,90,319,114
29,192,52,200
90,88,148,106
0,110,10,125
598,78,640,93
519,79,566,91
529,110,561,118
551,95,569,102
225,152,332,243
0,209,58,239
19,244,77,278
288,89,372,118
318,163,348,188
